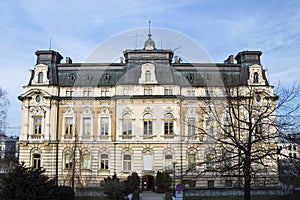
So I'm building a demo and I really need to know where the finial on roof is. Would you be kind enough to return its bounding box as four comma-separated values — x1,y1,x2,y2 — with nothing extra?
148,20,151,37
144,20,155,50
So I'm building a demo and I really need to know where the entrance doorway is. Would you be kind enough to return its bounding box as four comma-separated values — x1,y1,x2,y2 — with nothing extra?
142,175,154,191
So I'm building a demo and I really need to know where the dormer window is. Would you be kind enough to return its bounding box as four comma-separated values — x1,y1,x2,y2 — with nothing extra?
38,72,43,83
253,72,259,83
145,70,151,82
32,64,49,85
138,63,158,84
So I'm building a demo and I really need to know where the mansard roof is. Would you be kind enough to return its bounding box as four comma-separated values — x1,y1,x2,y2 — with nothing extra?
30,47,268,87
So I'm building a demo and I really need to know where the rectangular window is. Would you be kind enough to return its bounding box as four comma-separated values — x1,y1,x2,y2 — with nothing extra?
205,118,214,134
32,154,41,169
164,121,173,135
65,153,72,169
100,117,109,135
205,89,209,96
82,154,91,169
34,117,42,135
164,88,173,95
165,155,173,171
224,153,231,170
123,88,133,95
101,154,109,170
123,155,131,171
66,90,74,97
83,118,91,138
101,90,109,96
187,90,195,96
225,180,232,188
144,88,152,95
187,118,196,136
207,180,214,189
122,118,132,135
144,120,152,135
83,90,91,97
65,117,73,136
188,154,196,172
206,154,214,170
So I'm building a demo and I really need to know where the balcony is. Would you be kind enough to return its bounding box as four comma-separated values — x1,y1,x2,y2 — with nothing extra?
30,134,43,140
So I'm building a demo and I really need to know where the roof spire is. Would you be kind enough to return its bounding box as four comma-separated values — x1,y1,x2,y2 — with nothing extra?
148,20,152,38
144,20,155,50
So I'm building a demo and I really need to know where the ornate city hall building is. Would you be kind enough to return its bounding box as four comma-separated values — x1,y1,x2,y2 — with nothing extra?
18,30,278,189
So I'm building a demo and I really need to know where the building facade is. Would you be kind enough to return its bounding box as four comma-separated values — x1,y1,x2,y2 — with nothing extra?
18,31,278,189
0,134,18,173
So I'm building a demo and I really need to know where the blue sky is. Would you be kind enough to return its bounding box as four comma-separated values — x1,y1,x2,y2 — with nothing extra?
0,0,300,136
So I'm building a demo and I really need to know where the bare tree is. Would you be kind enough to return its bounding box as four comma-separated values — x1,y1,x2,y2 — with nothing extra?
0,87,9,134
188,83,299,200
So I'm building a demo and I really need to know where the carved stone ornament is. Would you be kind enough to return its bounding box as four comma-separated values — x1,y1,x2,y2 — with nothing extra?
123,106,132,113
30,106,45,116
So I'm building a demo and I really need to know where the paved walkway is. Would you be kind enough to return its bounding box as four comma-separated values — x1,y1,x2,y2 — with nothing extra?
140,191,165,200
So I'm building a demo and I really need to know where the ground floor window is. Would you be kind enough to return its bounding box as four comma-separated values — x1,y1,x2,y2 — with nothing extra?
32,154,41,169
100,154,109,170
123,155,131,171
207,180,214,189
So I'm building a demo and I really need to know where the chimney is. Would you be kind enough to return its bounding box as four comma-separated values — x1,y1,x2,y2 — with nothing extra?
66,57,72,64
120,57,124,63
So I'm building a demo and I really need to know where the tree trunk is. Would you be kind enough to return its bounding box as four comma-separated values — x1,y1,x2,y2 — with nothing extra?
244,155,251,200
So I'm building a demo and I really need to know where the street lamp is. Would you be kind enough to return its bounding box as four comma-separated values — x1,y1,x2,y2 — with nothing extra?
172,161,177,196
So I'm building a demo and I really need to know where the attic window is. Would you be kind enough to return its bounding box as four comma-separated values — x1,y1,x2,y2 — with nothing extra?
253,72,259,83
186,74,194,83
69,74,76,82
86,74,93,83
145,70,151,82
103,74,111,83
38,72,43,83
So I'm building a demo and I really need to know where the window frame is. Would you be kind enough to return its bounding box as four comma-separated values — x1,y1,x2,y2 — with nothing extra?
32,153,41,169
164,113,174,135
123,154,132,171
143,113,153,135
122,113,132,135
82,153,91,170
100,154,109,170
34,116,42,135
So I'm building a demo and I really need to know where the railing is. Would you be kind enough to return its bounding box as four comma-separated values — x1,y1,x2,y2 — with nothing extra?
30,134,43,139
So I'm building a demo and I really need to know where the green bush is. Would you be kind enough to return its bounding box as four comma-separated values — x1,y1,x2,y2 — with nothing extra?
155,171,172,193
0,163,60,200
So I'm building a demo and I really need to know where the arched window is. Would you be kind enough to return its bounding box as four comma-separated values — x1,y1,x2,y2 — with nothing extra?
122,113,132,135
145,70,151,82
32,153,41,169
143,113,153,135
253,72,259,83
100,154,109,170
38,72,43,83
164,113,174,135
